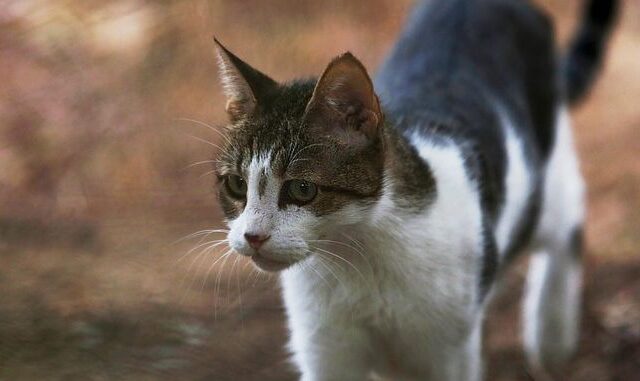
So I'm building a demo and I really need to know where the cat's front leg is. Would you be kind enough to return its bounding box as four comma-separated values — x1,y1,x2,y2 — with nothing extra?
282,263,374,380
289,322,372,381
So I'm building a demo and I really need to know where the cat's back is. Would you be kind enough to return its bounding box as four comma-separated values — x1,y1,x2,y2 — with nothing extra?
375,0,557,160
376,0,554,98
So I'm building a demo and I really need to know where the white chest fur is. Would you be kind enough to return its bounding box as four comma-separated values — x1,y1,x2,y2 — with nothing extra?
280,138,485,379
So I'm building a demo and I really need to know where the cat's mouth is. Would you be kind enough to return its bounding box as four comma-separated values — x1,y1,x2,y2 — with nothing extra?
251,253,293,272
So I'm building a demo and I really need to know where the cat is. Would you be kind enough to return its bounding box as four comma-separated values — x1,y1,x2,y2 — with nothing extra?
210,0,617,379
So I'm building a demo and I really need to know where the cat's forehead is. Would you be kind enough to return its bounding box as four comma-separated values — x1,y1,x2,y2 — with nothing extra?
219,80,319,174
223,120,324,179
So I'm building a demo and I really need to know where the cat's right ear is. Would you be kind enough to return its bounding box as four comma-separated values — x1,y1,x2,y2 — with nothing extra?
303,52,383,147
213,38,278,122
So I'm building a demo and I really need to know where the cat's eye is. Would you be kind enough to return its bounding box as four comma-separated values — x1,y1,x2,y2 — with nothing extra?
225,175,247,198
286,180,318,205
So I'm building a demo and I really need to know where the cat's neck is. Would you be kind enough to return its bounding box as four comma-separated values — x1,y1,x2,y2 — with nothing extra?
378,121,437,214
367,117,482,257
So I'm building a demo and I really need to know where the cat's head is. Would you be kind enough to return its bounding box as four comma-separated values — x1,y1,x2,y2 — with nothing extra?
213,39,385,272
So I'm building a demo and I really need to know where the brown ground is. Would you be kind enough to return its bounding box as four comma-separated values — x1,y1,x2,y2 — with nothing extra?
1,1,639,380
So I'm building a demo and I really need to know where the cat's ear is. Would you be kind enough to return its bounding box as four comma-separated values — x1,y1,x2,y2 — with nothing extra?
304,52,382,144
214,38,278,122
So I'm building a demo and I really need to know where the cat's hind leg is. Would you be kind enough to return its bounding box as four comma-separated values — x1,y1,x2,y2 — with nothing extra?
460,318,484,381
523,108,585,379
523,239,583,379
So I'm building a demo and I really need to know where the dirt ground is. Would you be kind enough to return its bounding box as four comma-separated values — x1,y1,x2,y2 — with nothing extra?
1,0,639,380
1,221,639,381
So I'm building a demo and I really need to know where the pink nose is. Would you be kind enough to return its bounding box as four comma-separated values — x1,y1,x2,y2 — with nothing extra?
244,233,270,250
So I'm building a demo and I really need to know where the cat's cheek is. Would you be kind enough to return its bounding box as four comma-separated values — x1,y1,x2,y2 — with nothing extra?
308,202,373,235
273,210,319,251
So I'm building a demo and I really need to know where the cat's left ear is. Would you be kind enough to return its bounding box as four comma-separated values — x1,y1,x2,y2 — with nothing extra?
214,38,278,122
304,52,383,145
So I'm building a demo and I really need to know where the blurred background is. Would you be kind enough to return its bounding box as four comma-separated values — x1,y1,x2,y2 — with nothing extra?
0,0,638,380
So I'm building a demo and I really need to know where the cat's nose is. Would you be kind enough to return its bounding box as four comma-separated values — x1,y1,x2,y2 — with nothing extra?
244,233,271,250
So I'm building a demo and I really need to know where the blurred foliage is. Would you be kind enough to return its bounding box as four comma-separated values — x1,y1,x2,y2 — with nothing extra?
0,0,638,248
1,1,209,221
2,1,636,250
0,0,414,228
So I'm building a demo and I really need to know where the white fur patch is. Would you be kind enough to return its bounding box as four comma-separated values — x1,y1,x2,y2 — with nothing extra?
494,111,533,255
534,107,585,247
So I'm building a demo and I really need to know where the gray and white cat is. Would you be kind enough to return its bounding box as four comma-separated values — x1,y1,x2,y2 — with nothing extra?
210,0,617,379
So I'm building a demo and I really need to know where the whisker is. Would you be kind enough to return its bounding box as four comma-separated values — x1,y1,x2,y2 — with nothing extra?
184,159,222,169
200,246,227,291
241,260,256,285
179,240,222,303
205,247,234,318
175,117,233,145
172,229,229,245
227,255,243,308
187,134,225,152
250,264,263,288
309,239,374,276
225,255,238,303
288,157,313,167
214,250,235,319
311,254,342,287
309,239,365,257
312,247,366,282
175,239,228,264
235,256,246,330
199,169,218,179
341,232,366,252
300,261,330,286
288,143,328,169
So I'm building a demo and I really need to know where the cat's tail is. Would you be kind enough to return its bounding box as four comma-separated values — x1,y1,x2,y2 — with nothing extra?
563,0,619,105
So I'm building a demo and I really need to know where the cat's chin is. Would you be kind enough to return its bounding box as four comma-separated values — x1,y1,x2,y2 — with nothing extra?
251,253,294,272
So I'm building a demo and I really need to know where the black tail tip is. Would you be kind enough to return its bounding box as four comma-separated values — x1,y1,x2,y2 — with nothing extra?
564,0,619,105
585,0,618,30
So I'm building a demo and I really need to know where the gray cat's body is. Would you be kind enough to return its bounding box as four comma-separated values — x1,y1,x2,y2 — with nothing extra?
210,0,617,379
